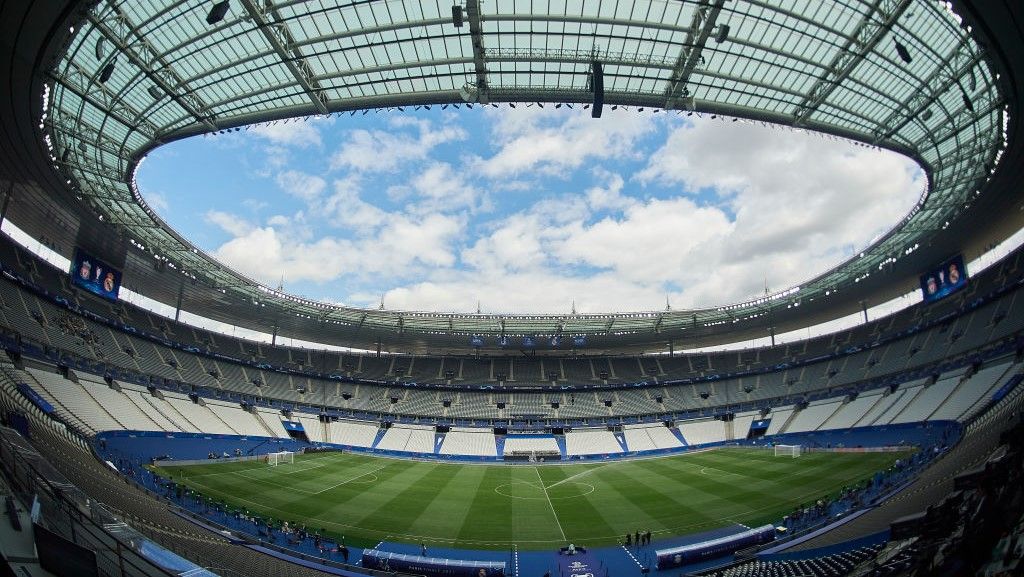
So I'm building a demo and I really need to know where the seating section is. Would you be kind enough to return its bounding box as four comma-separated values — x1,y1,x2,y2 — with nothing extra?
76,374,163,432
786,399,843,433
720,543,884,577
440,428,497,456
678,418,727,446
732,411,757,440
295,413,326,443
623,423,683,451
27,367,123,434
891,376,961,424
164,392,235,436
930,362,1014,421
376,424,435,453
825,391,884,430
333,419,380,448
766,407,794,435
565,429,623,456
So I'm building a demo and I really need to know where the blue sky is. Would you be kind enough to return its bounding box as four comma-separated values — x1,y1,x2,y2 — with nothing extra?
137,107,924,314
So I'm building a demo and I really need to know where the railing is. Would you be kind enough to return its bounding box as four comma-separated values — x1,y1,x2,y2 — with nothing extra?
0,427,196,577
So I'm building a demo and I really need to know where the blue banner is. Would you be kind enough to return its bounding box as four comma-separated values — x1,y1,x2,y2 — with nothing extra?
361,549,505,577
470,335,484,347
573,335,587,347
281,420,305,432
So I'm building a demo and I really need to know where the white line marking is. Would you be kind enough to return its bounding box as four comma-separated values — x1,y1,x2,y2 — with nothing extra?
544,463,611,490
534,466,566,541
311,463,390,495
621,545,644,569
232,470,317,495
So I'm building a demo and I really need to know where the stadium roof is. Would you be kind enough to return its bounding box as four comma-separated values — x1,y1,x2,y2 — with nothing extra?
3,0,1022,353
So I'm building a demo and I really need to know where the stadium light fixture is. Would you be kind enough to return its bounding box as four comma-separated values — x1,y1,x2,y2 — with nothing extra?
714,24,730,43
99,60,116,83
207,1,230,25
894,38,912,64
451,5,464,27
147,86,163,100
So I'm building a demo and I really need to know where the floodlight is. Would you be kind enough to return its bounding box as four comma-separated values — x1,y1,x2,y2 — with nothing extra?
147,86,163,99
207,1,230,25
894,39,912,63
99,60,115,83
714,24,730,43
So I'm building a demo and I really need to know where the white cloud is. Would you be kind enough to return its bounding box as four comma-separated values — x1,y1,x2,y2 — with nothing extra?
205,210,254,237
156,110,924,316
250,120,323,148
330,116,466,173
322,176,388,230
275,170,326,202
407,162,483,214
471,108,658,179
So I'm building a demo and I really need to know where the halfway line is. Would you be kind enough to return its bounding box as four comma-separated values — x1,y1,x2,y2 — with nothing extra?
534,467,566,541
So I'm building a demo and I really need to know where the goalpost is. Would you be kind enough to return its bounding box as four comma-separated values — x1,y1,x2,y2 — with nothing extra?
266,451,295,466
774,444,802,458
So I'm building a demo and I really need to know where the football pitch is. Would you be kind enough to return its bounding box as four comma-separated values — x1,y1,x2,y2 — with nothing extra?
152,448,908,550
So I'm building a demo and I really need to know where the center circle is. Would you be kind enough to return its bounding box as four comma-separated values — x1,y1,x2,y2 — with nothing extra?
494,481,595,500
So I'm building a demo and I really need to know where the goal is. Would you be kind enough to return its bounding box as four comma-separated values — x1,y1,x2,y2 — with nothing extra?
774,444,802,458
267,451,295,466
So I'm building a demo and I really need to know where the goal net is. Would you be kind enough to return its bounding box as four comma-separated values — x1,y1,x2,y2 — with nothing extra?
267,451,295,466
774,444,802,458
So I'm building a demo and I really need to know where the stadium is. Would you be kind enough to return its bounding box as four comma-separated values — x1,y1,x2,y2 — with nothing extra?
0,0,1023,576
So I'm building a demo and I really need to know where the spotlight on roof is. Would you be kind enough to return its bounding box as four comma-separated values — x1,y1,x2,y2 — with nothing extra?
451,5,464,27
714,24,730,43
99,60,115,83
94,37,105,60
206,1,230,25
920,108,933,122
147,85,163,99
894,38,912,64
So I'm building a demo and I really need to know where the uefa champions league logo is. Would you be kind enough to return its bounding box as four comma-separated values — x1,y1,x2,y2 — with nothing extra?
568,560,594,577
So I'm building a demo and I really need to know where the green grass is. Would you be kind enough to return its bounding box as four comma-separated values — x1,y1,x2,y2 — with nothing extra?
152,448,908,550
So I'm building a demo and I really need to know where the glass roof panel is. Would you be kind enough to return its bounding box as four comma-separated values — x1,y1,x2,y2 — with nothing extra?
44,0,1007,340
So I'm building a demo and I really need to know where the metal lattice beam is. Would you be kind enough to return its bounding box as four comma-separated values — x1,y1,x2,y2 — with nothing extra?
239,0,329,115
663,0,725,108
793,0,914,125
87,5,217,133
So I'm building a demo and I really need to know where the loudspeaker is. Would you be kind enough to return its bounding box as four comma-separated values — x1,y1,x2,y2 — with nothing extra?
591,61,604,118
206,1,230,25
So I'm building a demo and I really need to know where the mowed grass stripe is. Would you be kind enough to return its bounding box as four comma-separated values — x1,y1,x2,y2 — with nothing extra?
407,464,489,544
152,448,910,549
353,463,463,537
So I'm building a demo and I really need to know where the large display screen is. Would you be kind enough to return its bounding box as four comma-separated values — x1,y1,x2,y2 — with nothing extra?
919,254,968,303
69,248,122,301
